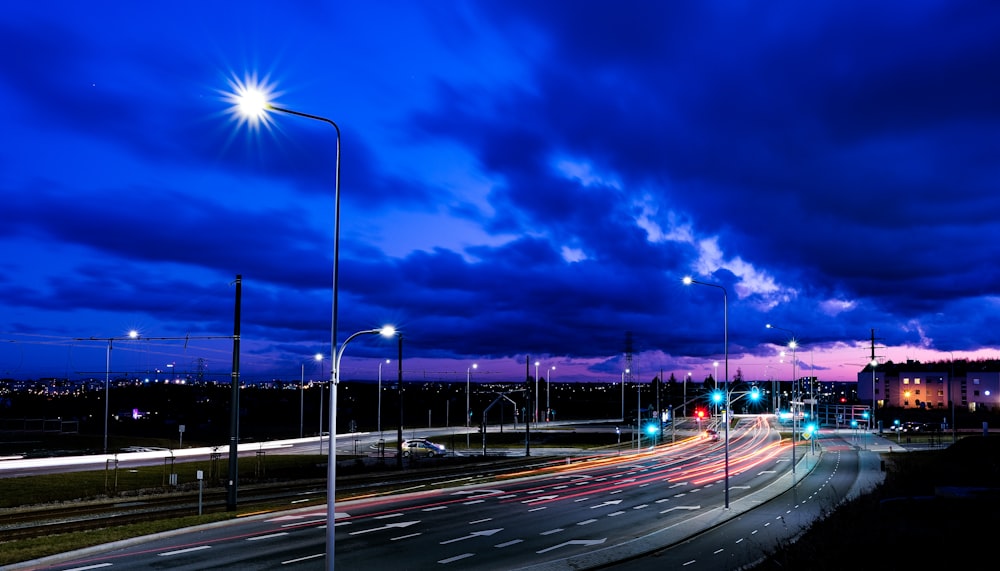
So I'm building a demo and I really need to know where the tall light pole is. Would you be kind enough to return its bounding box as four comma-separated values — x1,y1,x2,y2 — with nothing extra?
378,359,390,435
766,324,798,475
88,329,140,455
683,276,729,509
300,363,305,439
621,368,630,421
315,353,325,444
534,361,540,423
331,326,394,564
229,79,347,570
547,366,555,421
684,372,691,417
467,363,477,447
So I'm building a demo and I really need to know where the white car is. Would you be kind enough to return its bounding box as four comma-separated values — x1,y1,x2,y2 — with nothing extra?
401,439,447,457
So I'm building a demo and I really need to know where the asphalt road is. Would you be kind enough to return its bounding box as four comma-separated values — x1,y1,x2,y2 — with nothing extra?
7,420,892,571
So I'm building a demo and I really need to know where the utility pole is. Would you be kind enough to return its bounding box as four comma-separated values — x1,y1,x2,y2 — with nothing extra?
226,275,242,511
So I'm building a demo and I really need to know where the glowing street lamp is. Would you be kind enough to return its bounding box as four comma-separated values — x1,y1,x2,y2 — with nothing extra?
229,76,350,570
682,276,730,509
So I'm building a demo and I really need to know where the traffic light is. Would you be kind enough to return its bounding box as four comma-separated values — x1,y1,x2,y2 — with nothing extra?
695,408,706,419
749,387,761,401
645,422,659,436
803,423,817,439
711,391,723,404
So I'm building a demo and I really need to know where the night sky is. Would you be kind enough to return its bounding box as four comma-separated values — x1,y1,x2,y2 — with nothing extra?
3,1,1000,385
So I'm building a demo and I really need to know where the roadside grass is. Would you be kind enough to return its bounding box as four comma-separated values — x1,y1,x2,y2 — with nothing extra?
752,435,1000,569
1,512,237,568
0,454,330,509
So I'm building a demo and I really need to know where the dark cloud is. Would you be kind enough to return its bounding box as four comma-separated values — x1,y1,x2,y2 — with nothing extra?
3,1,1000,382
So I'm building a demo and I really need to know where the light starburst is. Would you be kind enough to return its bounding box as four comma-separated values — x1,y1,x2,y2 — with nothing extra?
221,72,282,132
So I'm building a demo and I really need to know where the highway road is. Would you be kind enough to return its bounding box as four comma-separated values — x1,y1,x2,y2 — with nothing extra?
10,416,852,571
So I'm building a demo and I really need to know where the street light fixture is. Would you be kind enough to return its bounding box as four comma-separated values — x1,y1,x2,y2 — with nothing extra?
683,276,730,509
229,77,346,571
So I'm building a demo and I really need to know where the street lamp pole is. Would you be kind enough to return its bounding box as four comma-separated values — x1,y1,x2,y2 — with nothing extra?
683,371,691,418
300,363,305,439
331,326,394,564
378,359,390,435
533,361,540,423
683,276,729,509
467,363,477,448
767,324,798,475
548,366,555,421
621,368,629,421
229,84,346,569
85,330,140,455
315,354,324,445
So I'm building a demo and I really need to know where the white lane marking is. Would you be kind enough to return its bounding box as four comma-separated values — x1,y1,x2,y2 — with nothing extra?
282,553,323,565
247,532,288,541
439,553,475,564
591,499,622,509
159,545,211,557
660,505,701,514
522,495,558,504
496,539,524,547
440,528,503,545
349,521,420,535
537,538,607,554
62,565,113,571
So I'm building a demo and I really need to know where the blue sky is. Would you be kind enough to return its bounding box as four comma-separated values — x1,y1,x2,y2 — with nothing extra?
3,1,1000,385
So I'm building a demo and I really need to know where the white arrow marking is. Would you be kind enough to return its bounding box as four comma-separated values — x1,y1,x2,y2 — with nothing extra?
440,528,504,544
537,538,607,554
349,521,419,535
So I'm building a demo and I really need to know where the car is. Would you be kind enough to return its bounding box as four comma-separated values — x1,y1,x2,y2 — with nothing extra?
704,429,720,441
401,439,447,457
900,421,927,433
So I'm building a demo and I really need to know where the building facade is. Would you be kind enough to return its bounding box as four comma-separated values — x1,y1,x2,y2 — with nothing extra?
856,359,1000,413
